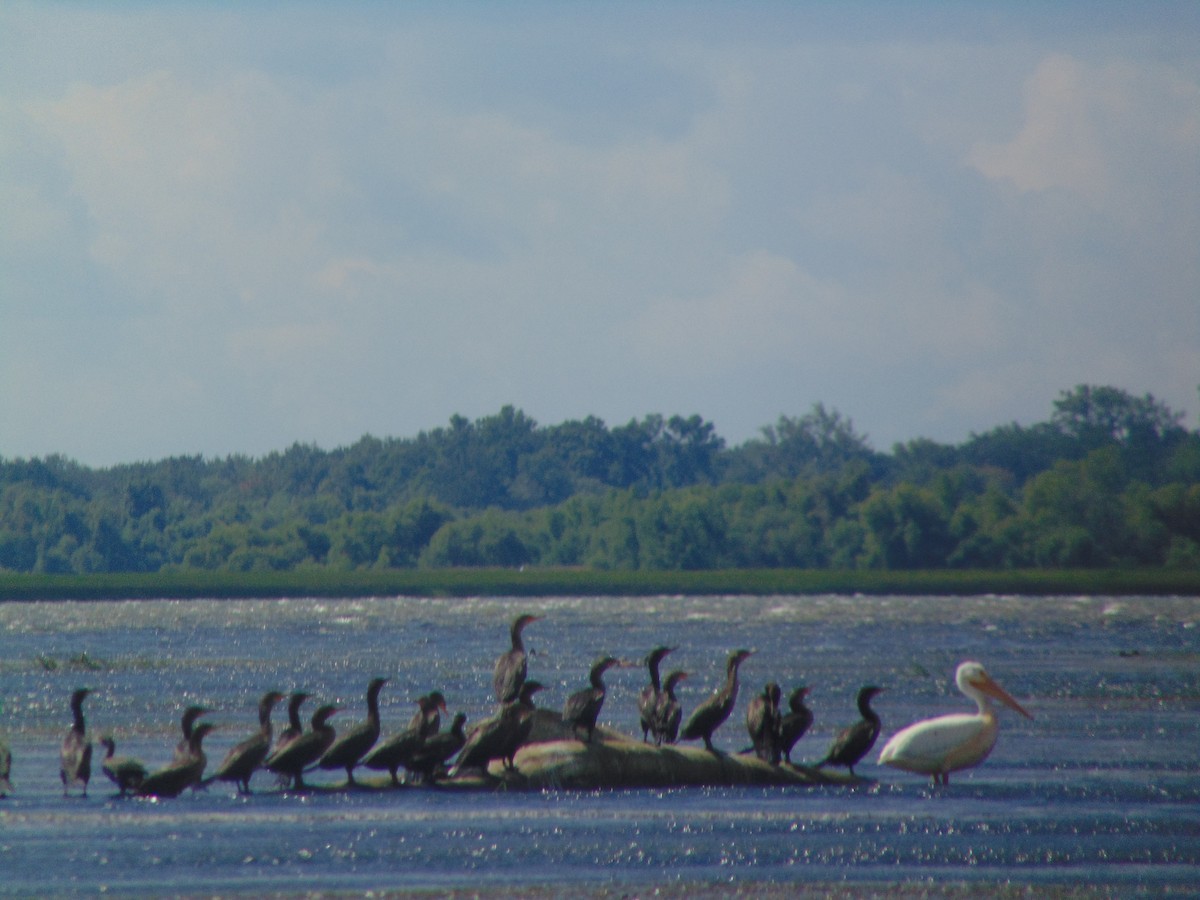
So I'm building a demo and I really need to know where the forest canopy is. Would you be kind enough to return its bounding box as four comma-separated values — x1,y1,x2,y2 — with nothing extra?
2,385,1198,574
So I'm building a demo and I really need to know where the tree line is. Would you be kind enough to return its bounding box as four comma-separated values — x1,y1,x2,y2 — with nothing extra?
1,385,1197,574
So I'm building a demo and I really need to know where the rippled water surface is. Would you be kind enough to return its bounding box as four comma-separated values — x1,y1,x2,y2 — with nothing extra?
1,594,1197,896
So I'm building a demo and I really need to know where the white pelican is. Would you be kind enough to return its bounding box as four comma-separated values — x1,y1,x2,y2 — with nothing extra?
878,661,1032,785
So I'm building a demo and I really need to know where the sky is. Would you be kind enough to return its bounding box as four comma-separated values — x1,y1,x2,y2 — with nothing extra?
2,2,1198,467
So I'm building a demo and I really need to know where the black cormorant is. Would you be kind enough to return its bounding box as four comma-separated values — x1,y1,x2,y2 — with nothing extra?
745,681,783,764
454,680,544,775
210,690,286,793
361,693,444,787
562,656,623,743
138,722,216,798
60,688,93,797
779,686,813,764
0,734,10,797
680,649,754,752
172,705,209,764
654,670,688,745
264,704,338,789
99,736,147,796
637,646,675,743
318,678,388,786
407,712,468,783
818,685,884,776
493,614,540,703
273,692,309,757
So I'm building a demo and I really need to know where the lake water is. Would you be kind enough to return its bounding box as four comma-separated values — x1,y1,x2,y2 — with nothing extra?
0,594,1197,896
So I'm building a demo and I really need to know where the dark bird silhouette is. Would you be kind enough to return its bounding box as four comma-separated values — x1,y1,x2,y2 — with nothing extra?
654,670,688,745
562,656,625,743
779,686,814,764
138,722,216,798
99,736,146,796
493,614,540,703
407,712,468,783
0,733,11,797
637,646,675,743
746,682,783,764
172,705,210,764
361,693,446,786
273,692,309,757
319,678,388,786
454,680,544,775
680,649,754,752
264,704,338,790
60,688,93,797
210,690,285,793
818,685,884,776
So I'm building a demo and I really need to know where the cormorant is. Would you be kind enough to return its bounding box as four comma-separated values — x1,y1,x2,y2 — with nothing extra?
680,649,754,752
746,681,783,764
60,688,93,797
493,614,540,703
818,685,884,776
172,705,209,764
361,693,445,787
654,670,688,745
562,656,623,743
0,733,10,797
407,712,468,783
454,680,544,775
99,736,147,796
637,646,675,743
273,692,309,756
779,686,813,764
264,704,338,790
318,678,387,786
138,722,216,798
210,690,286,793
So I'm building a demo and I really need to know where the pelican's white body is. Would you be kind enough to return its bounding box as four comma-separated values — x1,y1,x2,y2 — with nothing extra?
878,661,1031,784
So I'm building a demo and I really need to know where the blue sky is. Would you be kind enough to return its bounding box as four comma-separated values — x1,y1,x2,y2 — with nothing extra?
2,3,1197,466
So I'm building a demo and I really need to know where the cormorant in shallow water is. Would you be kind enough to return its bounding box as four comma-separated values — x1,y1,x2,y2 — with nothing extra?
637,646,675,743
99,736,146,796
493,614,540,703
210,690,286,793
779,686,813,764
654,670,688,745
138,722,216,798
60,688,93,797
680,649,754,752
746,681,783,764
264,704,338,789
562,656,623,743
319,678,388,786
818,685,883,776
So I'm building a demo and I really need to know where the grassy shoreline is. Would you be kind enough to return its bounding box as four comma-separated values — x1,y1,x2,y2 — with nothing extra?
1,567,1197,601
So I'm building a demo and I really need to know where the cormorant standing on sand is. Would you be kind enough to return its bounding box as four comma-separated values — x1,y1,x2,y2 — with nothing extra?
99,736,147,796
680,649,754,752
454,680,544,775
60,688,93,797
493,614,540,703
319,678,388,786
562,656,624,743
264,704,338,790
746,681,783,764
172,705,209,764
638,646,675,743
138,722,216,798
779,686,813,764
654,670,688,745
210,690,286,793
818,685,884,777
